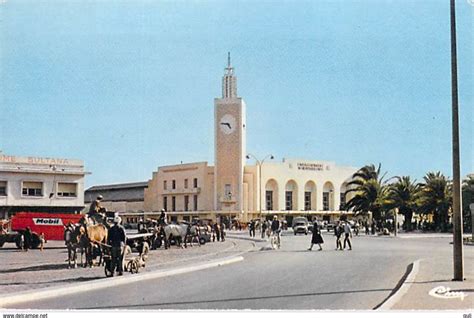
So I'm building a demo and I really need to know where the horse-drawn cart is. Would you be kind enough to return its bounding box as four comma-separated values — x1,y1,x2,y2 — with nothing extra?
102,232,152,277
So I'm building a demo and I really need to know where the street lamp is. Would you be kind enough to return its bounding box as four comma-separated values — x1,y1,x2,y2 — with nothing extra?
246,154,274,217
450,0,464,281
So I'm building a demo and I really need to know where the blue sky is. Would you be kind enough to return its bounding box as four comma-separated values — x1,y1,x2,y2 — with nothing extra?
1,0,472,188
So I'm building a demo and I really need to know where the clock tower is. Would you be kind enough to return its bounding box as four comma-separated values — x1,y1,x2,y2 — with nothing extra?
214,53,246,211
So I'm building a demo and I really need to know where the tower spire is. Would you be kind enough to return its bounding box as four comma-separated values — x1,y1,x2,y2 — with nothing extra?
222,52,237,98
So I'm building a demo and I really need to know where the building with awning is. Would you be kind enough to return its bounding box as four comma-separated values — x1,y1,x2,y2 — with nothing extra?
0,152,87,219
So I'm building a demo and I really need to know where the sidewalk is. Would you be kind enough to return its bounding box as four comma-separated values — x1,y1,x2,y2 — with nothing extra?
389,246,474,310
0,237,256,296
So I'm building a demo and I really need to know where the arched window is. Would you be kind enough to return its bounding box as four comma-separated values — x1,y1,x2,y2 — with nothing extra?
304,181,317,211
323,182,335,211
265,179,279,211
285,180,298,211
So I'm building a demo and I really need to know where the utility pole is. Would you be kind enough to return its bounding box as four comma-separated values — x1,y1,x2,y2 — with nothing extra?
450,0,464,281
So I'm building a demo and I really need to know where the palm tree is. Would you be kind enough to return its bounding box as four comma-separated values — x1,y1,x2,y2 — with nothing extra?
418,172,452,232
345,164,390,222
387,176,420,231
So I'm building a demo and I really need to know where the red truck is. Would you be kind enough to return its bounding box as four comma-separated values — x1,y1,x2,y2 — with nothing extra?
0,212,83,248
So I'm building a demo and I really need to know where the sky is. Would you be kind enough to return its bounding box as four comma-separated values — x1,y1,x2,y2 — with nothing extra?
0,0,472,188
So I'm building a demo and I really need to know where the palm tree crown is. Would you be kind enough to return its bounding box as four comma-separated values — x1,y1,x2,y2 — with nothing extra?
345,164,390,221
387,176,420,231
418,171,452,231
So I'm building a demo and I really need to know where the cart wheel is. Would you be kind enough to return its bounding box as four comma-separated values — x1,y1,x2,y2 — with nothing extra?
15,234,24,249
122,245,132,272
30,233,41,249
140,242,150,263
199,237,206,245
131,259,139,274
104,259,113,277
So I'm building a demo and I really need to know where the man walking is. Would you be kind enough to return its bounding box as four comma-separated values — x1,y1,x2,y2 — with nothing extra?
249,220,256,238
261,219,267,239
334,221,343,250
220,221,226,242
108,216,126,276
23,227,32,251
343,221,352,250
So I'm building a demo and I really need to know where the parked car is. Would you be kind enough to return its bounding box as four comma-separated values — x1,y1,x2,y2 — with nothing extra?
307,222,314,233
293,221,308,235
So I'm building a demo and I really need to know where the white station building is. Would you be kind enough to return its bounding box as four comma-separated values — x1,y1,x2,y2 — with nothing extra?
143,56,358,224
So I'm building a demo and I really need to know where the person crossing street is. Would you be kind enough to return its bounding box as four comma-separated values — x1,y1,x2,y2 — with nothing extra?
343,221,353,250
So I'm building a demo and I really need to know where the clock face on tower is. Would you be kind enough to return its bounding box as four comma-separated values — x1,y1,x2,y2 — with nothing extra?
219,114,236,135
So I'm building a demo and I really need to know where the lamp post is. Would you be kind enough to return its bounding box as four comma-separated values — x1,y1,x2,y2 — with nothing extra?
450,0,464,281
246,154,274,217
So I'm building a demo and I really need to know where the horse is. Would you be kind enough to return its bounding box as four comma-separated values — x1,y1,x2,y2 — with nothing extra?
184,224,201,247
77,221,108,267
162,223,189,249
64,224,86,268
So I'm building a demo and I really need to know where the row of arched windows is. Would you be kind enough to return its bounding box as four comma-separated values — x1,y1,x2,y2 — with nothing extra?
264,179,350,211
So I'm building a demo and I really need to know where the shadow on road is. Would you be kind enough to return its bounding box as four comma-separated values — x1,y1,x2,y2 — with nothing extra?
81,287,392,309
0,276,102,286
0,263,69,273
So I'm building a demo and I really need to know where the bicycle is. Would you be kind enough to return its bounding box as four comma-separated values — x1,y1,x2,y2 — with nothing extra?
270,230,281,249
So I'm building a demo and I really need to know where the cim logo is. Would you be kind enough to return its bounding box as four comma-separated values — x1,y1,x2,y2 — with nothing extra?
33,218,64,226
429,286,467,301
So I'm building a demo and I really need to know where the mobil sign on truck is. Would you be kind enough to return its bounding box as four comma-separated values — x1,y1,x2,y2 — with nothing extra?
11,212,83,241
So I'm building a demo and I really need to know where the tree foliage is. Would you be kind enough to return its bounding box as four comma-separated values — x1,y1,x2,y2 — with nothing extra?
344,164,390,221
417,171,452,232
387,176,420,231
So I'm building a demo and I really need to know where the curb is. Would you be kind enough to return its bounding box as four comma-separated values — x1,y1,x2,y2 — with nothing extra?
0,255,244,308
225,235,267,243
375,259,421,310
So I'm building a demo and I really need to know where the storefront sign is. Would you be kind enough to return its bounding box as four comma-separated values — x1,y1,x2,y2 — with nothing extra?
0,154,81,166
297,163,324,171
33,218,64,226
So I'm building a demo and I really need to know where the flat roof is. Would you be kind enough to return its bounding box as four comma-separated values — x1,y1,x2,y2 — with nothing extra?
86,181,148,192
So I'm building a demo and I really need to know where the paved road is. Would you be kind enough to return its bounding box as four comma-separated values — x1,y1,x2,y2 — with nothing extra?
14,232,459,310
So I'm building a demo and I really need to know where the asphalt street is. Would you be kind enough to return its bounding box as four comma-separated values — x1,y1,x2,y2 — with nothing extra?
14,232,459,310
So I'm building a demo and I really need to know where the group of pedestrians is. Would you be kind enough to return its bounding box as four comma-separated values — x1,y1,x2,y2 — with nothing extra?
307,219,353,252
248,219,271,239
246,216,355,252
211,221,226,242
333,220,352,251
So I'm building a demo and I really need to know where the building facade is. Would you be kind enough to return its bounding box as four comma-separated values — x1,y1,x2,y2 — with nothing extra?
143,56,357,223
0,153,87,219
84,181,148,213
